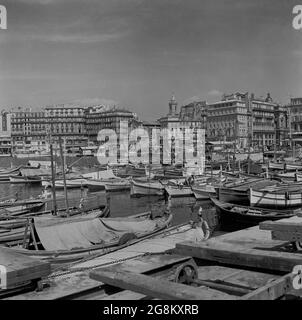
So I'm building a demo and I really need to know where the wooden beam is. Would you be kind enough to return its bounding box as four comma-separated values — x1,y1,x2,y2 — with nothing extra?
260,221,302,233
241,273,296,300
0,247,51,290
90,268,236,300
174,241,302,272
271,230,302,242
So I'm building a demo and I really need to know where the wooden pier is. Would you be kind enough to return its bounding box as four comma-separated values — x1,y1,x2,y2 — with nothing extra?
4,216,302,300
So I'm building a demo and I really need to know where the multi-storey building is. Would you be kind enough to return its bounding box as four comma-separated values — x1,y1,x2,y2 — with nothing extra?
207,92,288,150
207,92,249,148
85,105,141,163
45,105,87,153
85,106,140,143
287,97,302,134
0,111,12,156
250,93,277,149
11,108,47,155
158,95,206,166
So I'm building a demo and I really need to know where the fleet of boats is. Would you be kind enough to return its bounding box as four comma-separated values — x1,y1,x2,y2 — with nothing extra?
1,156,302,270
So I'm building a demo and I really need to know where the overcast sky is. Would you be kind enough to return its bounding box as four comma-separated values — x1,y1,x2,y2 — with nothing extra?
0,0,302,120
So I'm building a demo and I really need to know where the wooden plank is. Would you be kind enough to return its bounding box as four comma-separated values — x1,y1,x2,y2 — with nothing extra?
271,231,302,242
174,241,302,272
241,273,297,300
102,254,193,275
197,266,278,290
90,268,236,300
0,247,51,289
260,221,302,233
8,254,192,300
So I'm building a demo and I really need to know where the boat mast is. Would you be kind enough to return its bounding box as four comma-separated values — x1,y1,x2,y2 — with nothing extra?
59,136,69,216
49,136,57,215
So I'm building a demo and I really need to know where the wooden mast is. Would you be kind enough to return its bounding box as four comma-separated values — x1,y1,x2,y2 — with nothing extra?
59,136,69,216
49,139,57,216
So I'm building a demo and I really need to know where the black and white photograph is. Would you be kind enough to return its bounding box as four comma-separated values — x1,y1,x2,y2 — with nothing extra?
0,0,302,307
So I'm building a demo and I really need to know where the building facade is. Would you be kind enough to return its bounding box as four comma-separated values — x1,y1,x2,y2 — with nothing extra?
0,111,12,156
207,92,249,149
207,92,289,150
11,108,47,155
45,105,87,153
158,95,206,166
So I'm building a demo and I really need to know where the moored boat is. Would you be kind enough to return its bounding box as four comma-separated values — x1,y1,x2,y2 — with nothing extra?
11,211,173,264
130,179,164,197
9,175,42,184
192,184,216,200
249,187,302,208
104,179,131,191
211,197,299,226
164,185,193,198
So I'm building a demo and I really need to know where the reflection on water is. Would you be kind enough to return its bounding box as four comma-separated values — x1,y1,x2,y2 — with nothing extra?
0,183,239,235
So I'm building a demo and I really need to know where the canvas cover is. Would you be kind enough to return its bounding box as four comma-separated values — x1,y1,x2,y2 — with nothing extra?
34,215,158,251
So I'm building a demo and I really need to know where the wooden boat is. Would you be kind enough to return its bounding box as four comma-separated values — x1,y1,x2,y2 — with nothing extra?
275,172,297,181
9,175,42,184
249,187,302,209
0,198,45,208
130,179,164,197
104,179,131,191
268,162,285,170
217,178,278,204
50,178,88,189
0,206,110,246
285,163,302,171
0,167,21,182
0,202,45,217
11,211,173,264
192,184,216,200
217,187,248,204
164,185,193,198
211,197,299,225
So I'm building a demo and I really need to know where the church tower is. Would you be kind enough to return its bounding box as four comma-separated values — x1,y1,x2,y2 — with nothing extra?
168,94,178,115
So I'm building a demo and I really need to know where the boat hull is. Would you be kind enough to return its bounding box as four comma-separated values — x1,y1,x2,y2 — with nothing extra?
165,186,193,198
217,187,249,204
130,180,164,197
211,197,297,226
192,185,216,200
249,188,302,208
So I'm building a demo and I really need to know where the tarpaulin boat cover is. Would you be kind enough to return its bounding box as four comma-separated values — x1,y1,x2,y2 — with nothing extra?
34,215,158,251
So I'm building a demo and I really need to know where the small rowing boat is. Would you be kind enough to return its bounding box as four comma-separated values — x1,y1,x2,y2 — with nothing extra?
192,184,216,200
249,187,302,209
11,211,173,264
130,179,164,197
9,175,42,184
211,197,299,226
164,185,193,198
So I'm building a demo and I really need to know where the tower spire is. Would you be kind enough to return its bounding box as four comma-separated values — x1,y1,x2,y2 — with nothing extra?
169,93,178,115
